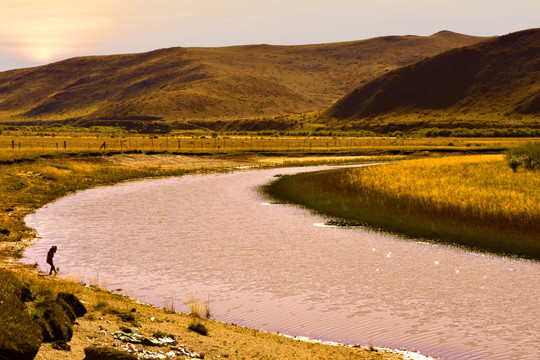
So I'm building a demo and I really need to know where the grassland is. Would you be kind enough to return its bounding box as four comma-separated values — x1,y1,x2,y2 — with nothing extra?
266,154,540,260
0,127,532,162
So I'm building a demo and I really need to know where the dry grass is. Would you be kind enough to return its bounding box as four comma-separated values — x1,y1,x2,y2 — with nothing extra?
339,155,539,233
266,154,540,258
187,294,211,320
0,131,532,160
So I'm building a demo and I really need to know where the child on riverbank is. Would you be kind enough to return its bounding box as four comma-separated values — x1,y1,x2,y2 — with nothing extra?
46,246,57,275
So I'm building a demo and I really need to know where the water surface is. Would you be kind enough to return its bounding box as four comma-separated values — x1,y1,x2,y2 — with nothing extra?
23,166,540,360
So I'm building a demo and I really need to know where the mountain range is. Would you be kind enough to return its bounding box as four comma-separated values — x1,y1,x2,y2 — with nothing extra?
0,31,487,128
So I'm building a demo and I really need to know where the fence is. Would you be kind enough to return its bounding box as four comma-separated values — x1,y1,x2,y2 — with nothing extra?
0,135,411,152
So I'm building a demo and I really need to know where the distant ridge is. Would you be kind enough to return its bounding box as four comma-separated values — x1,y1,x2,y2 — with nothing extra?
0,32,486,125
326,28,540,128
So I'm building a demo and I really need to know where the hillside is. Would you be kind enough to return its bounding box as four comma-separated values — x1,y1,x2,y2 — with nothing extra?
0,31,486,128
325,28,540,131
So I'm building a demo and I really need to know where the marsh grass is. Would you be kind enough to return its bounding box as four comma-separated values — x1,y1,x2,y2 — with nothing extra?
266,155,540,259
187,295,210,336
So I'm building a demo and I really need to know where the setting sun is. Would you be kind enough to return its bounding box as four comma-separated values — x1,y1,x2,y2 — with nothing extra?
0,0,118,65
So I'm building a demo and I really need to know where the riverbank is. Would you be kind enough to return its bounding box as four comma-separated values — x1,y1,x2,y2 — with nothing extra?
265,154,540,260
1,152,421,360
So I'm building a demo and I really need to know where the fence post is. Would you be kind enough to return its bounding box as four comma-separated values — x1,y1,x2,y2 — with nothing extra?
64,140,67,149
11,140,14,149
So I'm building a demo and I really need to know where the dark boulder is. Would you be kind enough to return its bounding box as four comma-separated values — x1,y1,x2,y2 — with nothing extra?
83,346,137,360
56,292,87,317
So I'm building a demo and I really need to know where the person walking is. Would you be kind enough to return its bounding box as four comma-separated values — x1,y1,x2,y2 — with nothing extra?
46,246,57,275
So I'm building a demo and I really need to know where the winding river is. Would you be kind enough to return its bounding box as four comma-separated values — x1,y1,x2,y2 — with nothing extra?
22,165,540,360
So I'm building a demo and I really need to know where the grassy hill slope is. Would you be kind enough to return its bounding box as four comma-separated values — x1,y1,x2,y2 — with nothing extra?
0,32,485,124
325,28,540,130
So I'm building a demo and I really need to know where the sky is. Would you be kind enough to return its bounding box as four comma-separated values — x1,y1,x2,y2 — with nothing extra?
0,0,538,71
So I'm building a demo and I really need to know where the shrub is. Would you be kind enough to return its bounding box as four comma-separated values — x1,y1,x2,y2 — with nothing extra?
113,310,139,327
188,323,208,336
505,142,540,172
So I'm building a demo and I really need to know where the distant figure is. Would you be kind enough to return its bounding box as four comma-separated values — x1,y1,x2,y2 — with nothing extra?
46,246,57,275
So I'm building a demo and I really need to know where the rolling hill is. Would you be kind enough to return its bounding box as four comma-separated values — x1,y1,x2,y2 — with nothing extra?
0,31,486,129
325,28,540,131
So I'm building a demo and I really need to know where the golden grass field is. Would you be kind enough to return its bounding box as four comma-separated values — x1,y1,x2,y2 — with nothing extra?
0,130,532,163
339,155,539,234
266,153,540,259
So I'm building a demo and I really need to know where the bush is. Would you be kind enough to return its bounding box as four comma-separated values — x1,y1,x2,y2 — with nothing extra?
505,142,540,172
188,323,208,336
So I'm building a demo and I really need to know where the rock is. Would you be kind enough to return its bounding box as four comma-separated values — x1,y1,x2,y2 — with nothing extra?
154,336,177,346
325,219,362,227
83,346,138,360
112,331,176,347
57,298,77,323
42,304,73,342
56,292,87,317
52,340,71,351
20,283,35,303
0,271,43,360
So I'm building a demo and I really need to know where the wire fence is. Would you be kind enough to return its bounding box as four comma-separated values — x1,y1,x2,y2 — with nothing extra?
0,135,524,155
0,135,410,152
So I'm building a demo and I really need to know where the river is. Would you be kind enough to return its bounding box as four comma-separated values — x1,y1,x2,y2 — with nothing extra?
22,165,540,360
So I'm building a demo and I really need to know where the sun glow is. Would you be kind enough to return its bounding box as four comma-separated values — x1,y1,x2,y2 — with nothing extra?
0,0,121,64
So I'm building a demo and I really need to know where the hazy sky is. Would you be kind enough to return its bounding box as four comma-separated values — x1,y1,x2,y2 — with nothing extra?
0,0,538,71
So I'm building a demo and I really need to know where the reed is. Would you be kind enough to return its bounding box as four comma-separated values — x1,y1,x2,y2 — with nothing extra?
266,155,540,259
